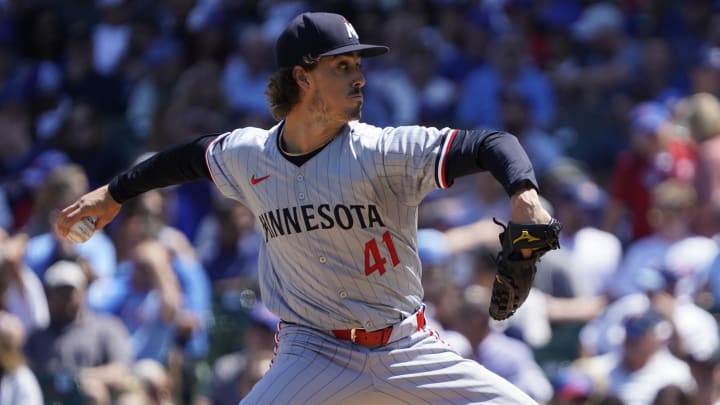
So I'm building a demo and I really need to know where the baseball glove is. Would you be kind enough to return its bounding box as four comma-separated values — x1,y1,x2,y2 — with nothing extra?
489,218,562,321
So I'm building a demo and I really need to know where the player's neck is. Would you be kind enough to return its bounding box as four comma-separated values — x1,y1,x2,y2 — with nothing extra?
282,115,346,155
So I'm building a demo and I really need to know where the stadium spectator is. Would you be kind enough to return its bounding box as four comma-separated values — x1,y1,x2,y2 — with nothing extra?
222,25,276,126
542,164,621,298
93,238,183,363
603,102,697,242
548,2,638,175
0,310,42,405
91,231,211,403
24,260,132,404
116,359,174,405
0,231,48,334
609,179,705,298
629,37,684,107
688,45,720,97
677,92,720,236
606,310,697,404
550,366,593,405
22,163,117,288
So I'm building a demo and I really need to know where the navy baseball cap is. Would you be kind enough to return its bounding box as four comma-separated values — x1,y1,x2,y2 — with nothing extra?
276,12,389,68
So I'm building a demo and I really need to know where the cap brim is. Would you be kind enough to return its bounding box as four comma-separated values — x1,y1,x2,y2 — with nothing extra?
319,44,389,59
45,281,82,289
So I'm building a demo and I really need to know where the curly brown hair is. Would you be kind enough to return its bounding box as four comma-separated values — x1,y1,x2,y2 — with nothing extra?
265,55,319,121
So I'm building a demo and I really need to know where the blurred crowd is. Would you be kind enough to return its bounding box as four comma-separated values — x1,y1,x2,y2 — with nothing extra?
2,0,720,404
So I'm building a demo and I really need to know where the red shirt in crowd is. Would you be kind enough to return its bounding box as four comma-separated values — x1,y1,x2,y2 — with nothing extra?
609,139,697,240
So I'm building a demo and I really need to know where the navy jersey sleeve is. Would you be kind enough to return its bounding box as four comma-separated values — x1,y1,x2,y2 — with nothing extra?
108,134,219,203
443,129,538,196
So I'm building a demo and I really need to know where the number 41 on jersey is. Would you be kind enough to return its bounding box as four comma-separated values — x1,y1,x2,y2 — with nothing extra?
364,230,400,276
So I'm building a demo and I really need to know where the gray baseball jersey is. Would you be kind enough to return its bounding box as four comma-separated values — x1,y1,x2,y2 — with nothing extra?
206,120,456,332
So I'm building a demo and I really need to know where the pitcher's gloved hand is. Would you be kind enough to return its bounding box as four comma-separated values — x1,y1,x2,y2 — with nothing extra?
489,218,562,321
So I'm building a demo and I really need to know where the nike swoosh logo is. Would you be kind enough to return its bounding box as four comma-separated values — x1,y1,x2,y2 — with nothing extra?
250,174,271,185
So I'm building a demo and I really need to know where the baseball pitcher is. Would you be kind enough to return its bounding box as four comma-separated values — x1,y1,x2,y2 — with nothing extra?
57,12,560,405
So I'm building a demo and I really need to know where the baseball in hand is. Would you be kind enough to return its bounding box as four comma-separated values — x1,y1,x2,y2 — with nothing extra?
66,216,98,243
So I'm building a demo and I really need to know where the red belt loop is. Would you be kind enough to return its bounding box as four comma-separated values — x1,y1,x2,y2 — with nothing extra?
416,306,426,330
332,308,426,347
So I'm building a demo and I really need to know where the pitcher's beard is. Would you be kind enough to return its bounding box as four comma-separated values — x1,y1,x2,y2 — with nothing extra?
345,102,362,120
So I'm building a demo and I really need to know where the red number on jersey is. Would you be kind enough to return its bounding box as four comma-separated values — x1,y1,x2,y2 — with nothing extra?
364,231,401,276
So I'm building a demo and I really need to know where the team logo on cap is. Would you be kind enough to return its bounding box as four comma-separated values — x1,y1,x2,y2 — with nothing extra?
343,17,359,39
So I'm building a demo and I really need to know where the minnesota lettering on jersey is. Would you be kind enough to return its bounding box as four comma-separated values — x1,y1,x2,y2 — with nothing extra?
258,204,385,241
